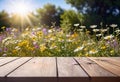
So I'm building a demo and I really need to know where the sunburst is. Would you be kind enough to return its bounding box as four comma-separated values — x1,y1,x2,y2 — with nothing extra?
8,0,37,31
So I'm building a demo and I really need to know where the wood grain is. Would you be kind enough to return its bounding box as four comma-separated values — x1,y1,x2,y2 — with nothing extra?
0,57,31,77
89,57,120,76
57,57,88,77
0,57,6,60
57,57,89,82
75,57,115,77
8,57,56,77
0,57,120,82
95,57,120,67
0,57,19,67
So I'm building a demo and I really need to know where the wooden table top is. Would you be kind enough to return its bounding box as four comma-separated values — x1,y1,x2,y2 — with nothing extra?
0,57,120,82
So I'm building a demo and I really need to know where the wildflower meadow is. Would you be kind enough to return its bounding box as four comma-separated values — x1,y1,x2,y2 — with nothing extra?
0,24,120,57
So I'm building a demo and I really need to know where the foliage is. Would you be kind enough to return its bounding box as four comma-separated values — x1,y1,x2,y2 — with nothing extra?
10,12,39,32
0,10,10,31
61,10,83,31
37,3,64,26
66,0,120,25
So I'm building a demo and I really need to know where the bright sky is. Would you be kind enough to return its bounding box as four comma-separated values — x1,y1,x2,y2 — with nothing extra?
0,0,74,14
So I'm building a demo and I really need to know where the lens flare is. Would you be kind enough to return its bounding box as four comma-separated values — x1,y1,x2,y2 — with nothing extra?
14,3,29,16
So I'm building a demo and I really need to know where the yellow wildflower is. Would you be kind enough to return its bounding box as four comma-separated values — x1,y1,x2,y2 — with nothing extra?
84,48,87,51
101,46,107,50
50,36,56,41
1,26,5,30
32,37,37,41
110,50,114,54
78,53,82,56
37,31,43,36
50,43,57,49
71,33,78,38
83,41,87,45
12,50,17,54
18,40,29,47
89,49,98,54
28,47,35,51
85,53,89,57
40,44,46,52
58,37,64,42
86,31,90,34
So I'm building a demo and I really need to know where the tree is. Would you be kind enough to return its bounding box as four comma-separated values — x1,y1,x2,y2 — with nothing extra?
10,12,39,32
66,0,120,25
36,4,64,26
0,10,10,31
55,7,64,26
61,10,83,31
27,12,39,26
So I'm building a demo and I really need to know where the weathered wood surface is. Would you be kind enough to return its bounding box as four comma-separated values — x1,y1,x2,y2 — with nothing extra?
0,57,120,82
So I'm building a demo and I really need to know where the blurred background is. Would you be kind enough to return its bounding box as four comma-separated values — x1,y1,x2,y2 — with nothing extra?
0,0,120,31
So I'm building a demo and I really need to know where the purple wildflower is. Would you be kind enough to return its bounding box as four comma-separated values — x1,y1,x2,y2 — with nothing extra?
0,36,3,42
0,48,2,52
4,48,7,52
42,28,48,35
34,45,39,49
32,32,35,35
107,39,119,52
33,42,39,49
6,28,11,32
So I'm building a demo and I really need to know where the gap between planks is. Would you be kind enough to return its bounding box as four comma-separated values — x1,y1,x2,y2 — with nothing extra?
88,57,120,76
0,57,20,67
5,57,33,77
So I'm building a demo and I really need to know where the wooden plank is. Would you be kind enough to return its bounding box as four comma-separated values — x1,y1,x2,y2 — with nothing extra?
109,57,120,60
89,57,120,76
0,57,31,77
0,57,19,67
75,57,115,77
8,57,56,77
7,57,57,82
94,57,120,67
0,57,6,60
57,57,88,77
0,57,119,82
75,57,119,82
57,57,89,82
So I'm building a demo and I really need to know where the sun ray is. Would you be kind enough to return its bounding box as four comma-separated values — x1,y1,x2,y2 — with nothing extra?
25,15,34,28
8,0,37,32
